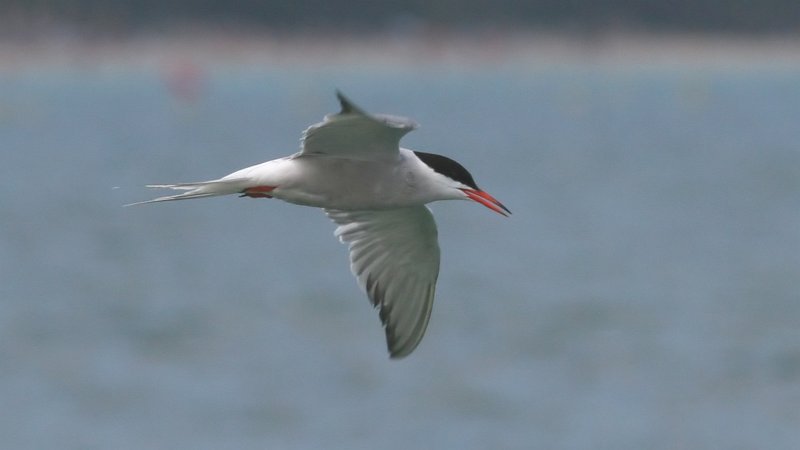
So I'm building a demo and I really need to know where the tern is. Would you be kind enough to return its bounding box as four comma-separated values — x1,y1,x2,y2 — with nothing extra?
131,91,510,358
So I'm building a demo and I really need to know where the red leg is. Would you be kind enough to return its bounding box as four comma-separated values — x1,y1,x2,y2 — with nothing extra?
240,185,276,198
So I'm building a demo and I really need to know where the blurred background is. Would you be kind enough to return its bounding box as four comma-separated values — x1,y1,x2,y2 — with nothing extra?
2,1,800,449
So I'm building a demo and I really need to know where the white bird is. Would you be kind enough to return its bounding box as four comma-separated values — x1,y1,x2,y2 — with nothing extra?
131,91,510,358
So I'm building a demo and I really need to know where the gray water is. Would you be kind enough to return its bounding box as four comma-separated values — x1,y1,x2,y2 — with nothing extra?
1,60,799,449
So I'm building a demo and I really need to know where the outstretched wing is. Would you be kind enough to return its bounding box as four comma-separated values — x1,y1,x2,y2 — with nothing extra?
300,91,418,161
326,206,440,359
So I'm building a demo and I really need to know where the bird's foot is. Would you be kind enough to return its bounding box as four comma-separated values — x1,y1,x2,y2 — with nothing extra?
240,185,276,198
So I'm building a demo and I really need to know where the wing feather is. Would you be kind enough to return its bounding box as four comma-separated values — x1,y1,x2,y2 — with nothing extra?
326,206,440,358
299,92,417,161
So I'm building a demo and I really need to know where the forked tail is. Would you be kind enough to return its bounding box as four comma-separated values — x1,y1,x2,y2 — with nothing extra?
125,178,250,206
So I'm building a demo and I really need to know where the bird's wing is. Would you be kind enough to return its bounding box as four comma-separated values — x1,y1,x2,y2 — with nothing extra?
326,206,440,358
299,91,418,161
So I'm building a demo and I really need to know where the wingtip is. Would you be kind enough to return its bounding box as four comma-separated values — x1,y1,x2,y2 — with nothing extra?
388,347,414,360
385,322,427,360
335,90,366,115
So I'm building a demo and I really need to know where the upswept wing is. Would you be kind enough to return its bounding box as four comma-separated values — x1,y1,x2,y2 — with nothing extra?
300,92,417,161
326,206,440,358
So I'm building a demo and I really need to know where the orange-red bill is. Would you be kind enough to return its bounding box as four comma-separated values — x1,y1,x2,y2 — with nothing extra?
462,189,511,217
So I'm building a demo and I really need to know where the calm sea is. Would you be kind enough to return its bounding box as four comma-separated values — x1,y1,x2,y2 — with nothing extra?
1,55,799,449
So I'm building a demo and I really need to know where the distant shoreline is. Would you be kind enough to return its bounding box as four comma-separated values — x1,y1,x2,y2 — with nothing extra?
2,30,800,71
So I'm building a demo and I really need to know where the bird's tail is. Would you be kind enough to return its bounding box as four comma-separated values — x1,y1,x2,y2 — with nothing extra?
125,178,249,206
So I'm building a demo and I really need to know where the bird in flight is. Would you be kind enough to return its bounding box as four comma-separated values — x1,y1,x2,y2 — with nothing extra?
131,91,510,358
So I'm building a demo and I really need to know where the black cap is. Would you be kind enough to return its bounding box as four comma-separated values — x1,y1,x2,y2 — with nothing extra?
413,151,479,190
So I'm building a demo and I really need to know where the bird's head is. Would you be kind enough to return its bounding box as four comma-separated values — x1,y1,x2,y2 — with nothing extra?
414,151,511,217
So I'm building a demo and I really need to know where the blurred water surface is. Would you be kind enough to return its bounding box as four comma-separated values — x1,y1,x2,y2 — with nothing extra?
1,56,799,449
